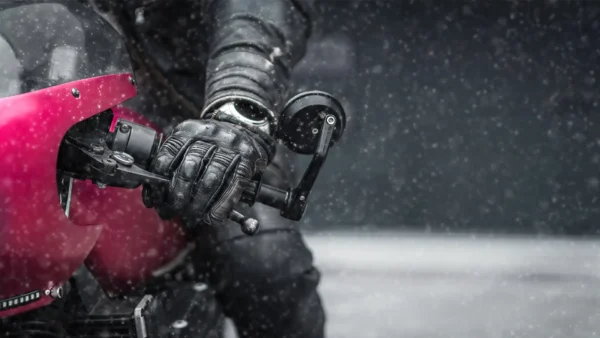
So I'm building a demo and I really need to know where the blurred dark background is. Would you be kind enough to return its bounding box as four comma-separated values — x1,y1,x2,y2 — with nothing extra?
289,0,600,235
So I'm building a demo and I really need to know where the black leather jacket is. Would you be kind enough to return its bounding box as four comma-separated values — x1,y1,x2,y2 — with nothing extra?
91,0,314,129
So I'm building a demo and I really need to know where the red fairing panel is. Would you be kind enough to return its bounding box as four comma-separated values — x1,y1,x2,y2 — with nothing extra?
71,106,189,296
0,74,136,318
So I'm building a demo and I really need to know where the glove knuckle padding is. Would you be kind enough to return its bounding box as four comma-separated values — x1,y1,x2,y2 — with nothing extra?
152,134,191,175
234,158,254,180
198,168,221,194
178,155,203,182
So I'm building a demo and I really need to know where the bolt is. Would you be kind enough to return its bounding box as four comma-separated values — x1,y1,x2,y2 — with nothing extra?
135,8,145,25
71,88,80,99
49,286,64,299
119,123,131,133
319,112,326,119
312,128,319,135
112,151,135,167
193,283,208,292
172,320,188,329
92,144,104,154
101,158,117,174
299,195,306,201
103,158,117,167
326,115,336,125
44,290,50,296
129,76,136,86
96,182,107,189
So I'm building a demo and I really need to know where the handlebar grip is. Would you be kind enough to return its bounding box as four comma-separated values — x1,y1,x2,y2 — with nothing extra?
232,183,288,236
241,182,289,211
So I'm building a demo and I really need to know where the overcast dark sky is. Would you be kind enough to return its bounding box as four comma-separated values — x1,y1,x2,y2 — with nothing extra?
290,0,600,235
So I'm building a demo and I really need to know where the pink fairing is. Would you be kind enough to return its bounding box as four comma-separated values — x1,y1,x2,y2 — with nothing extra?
72,106,188,297
0,74,188,318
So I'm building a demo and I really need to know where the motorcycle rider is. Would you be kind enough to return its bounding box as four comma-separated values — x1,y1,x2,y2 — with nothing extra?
83,0,325,337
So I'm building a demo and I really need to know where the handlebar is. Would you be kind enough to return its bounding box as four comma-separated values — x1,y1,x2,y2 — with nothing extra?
103,152,292,217
59,91,346,236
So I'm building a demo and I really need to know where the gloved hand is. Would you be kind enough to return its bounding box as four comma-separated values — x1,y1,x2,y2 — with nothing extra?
143,118,276,227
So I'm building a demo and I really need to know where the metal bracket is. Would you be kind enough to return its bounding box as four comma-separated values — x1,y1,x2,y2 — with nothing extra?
282,114,336,220
60,137,169,189
134,295,154,338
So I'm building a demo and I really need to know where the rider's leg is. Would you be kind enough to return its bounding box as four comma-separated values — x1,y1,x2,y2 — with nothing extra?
193,145,326,338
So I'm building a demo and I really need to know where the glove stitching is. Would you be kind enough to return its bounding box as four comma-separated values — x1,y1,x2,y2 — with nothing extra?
191,145,220,197
149,134,184,171
196,144,218,188
166,137,196,175
235,160,253,181
184,142,218,185
187,146,220,226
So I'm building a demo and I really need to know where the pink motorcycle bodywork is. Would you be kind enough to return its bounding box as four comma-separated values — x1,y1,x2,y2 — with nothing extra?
0,74,188,318
72,106,188,297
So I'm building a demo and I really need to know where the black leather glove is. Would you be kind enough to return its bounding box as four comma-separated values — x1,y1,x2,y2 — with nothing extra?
143,118,276,227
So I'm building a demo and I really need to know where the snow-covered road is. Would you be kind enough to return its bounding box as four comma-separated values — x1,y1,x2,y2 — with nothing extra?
307,231,600,338
225,231,600,337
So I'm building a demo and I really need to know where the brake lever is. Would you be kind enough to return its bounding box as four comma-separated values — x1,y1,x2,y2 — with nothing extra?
62,138,169,188
62,139,262,235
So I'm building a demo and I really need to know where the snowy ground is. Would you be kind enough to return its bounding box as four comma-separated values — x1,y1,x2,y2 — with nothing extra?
226,231,600,338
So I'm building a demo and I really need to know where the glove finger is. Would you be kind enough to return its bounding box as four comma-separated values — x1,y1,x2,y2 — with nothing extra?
209,157,253,222
142,184,166,208
168,141,217,214
155,204,176,221
209,173,248,226
185,149,241,226
142,180,175,219
151,133,193,176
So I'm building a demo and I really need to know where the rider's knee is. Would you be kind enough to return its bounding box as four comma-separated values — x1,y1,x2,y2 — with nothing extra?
210,229,317,286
